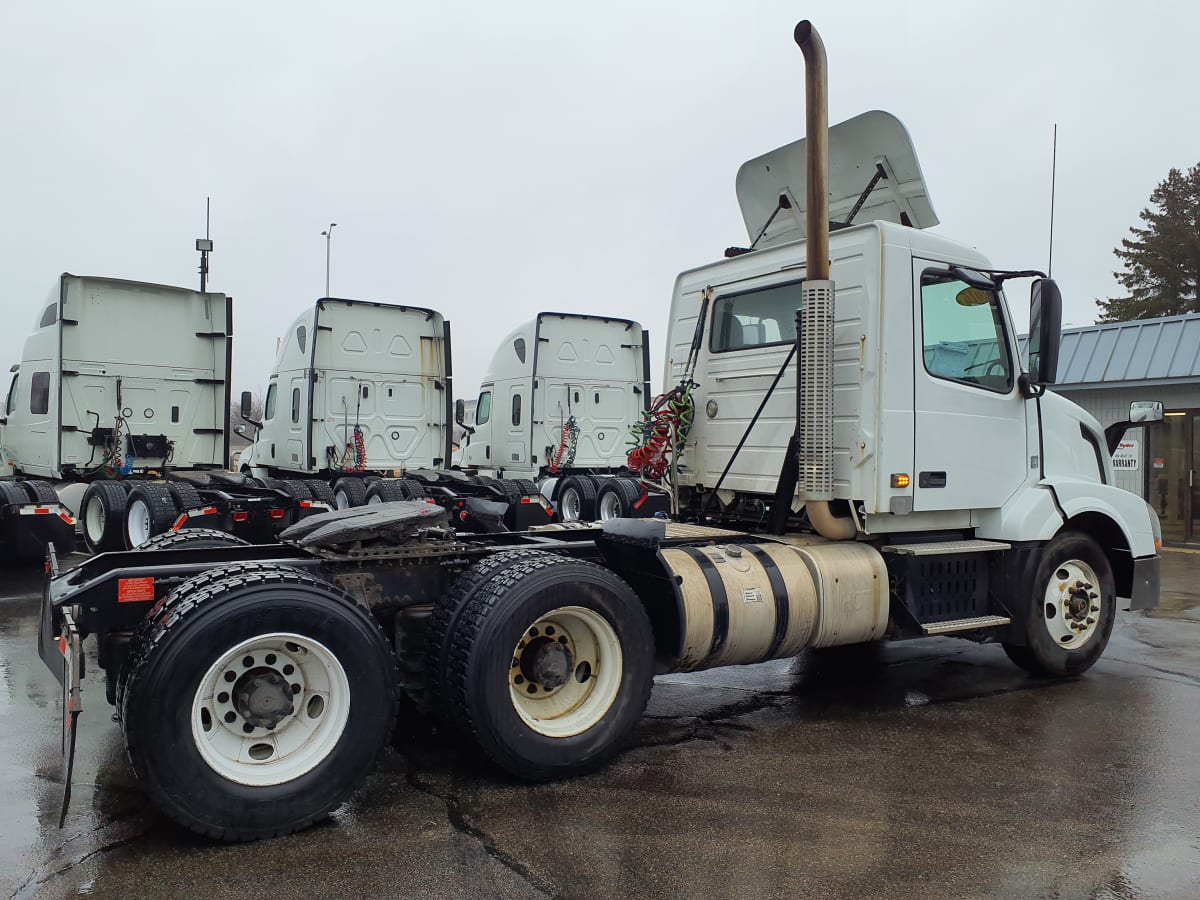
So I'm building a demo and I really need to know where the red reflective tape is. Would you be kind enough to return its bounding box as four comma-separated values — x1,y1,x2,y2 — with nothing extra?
203,506,218,515
299,500,313,508
520,496,532,504
171,514,188,532
59,511,75,524
34,507,50,515
58,636,67,655
118,577,156,603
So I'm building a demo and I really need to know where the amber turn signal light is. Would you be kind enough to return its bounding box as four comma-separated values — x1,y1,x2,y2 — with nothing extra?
890,473,911,489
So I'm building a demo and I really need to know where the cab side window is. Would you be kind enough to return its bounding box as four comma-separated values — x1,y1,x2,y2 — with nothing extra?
920,271,1013,392
476,390,492,425
30,371,50,415
264,383,278,420
5,374,18,415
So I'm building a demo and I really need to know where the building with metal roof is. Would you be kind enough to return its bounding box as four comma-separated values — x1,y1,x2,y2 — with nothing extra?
1035,312,1200,543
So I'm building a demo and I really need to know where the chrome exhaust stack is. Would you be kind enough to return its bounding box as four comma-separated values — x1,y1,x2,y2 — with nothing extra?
794,20,854,540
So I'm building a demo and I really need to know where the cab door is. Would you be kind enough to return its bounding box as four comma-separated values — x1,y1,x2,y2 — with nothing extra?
912,261,1027,511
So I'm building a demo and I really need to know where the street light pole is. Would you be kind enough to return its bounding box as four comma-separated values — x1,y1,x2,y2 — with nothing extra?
321,223,337,296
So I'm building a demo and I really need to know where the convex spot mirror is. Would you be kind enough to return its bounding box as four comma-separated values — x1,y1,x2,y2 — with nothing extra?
1129,401,1163,424
1027,278,1062,386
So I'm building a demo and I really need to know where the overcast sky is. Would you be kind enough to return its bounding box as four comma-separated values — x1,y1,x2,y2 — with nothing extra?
3,1,1198,402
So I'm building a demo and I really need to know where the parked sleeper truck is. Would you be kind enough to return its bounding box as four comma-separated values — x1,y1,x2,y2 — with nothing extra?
38,21,1159,842
238,302,662,528
455,311,667,521
0,274,321,559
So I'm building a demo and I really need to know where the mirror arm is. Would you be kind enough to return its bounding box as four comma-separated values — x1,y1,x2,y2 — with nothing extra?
1104,420,1134,456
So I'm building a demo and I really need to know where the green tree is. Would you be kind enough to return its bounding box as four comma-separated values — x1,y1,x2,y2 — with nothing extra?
1097,164,1200,322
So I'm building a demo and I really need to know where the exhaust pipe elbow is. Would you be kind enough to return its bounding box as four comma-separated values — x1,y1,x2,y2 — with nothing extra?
807,499,857,541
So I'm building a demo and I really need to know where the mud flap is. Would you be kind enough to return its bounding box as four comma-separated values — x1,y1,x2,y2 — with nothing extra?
58,609,82,828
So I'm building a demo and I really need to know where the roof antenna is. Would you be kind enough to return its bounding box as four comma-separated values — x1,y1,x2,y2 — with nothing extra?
196,196,213,292
1048,124,1057,278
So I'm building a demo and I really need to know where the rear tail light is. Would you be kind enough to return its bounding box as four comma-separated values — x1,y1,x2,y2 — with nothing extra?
232,511,250,523
269,508,286,520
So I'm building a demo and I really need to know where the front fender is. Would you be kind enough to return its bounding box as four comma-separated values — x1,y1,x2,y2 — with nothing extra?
1048,476,1157,559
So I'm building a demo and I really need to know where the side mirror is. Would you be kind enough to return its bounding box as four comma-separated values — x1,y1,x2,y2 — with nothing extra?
240,391,253,418
1104,399,1165,455
1027,278,1062,387
1129,400,1163,424
454,398,465,425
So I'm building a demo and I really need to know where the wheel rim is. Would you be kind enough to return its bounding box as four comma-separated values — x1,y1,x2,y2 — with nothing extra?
597,491,623,521
509,605,623,738
1042,558,1103,650
190,632,350,786
559,487,581,522
366,494,382,505
85,496,106,543
335,489,351,510
126,499,152,546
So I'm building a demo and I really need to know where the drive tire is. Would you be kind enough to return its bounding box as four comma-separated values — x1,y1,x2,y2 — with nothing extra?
425,549,550,725
333,477,368,509
365,479,407,504
1002,530,1116,677
595,478,643,520
277,479,314,500
306,480,337,506
164,481,203,514
21,480,59,504
124,483,180,549
556,475,597,522
118,565,398,841
81,481,130,553
0,481,30,506
445,552,654,781
399,478,427,500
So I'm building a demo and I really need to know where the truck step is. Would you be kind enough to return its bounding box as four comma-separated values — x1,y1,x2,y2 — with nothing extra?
921,615,1011,635
882,539,1011,556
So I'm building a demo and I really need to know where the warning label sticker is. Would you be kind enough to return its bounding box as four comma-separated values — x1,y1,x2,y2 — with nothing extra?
117,577,156,603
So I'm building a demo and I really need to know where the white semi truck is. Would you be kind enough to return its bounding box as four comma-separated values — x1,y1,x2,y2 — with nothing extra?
0,274,321,558
456,311,666,521
239,303,662,526
38,20,1159,843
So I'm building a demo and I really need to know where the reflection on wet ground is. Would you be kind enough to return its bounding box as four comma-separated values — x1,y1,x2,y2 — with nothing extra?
2,552,1199,898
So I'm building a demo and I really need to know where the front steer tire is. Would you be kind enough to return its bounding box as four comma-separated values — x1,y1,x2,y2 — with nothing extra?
1002,530,1116,678
118,565,399,841
444,553,654,782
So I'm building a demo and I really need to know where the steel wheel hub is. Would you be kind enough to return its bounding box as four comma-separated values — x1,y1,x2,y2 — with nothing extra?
508,606,623,738
191,632,350,785
1043,560,1102,650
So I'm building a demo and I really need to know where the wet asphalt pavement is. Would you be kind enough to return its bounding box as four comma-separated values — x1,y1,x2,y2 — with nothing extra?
2,553,1200,899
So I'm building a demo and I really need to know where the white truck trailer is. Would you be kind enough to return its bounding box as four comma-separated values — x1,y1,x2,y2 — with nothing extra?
455,311,666,521
0,274,319,557
38,21,1159,842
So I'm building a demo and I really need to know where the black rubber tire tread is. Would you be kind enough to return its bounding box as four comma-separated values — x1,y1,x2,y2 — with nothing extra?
557,475,597,521
0,481,30,506
164,480,203,512
138,527,251,552
21,480,59,504
305,480,337,506
496,479,524,504
118,565,399,841
475,475,504,496
124,483,180,548
333,477,369,508
515,479,538,497
595,478,641,519
424,549,551,728
365,478,408,503
277,479,314,500
399,478,427,500
81,481,131,553
1002,530,1117,678
444,552,654,781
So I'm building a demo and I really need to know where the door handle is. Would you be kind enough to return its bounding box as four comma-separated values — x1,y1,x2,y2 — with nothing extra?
918,471,947,488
